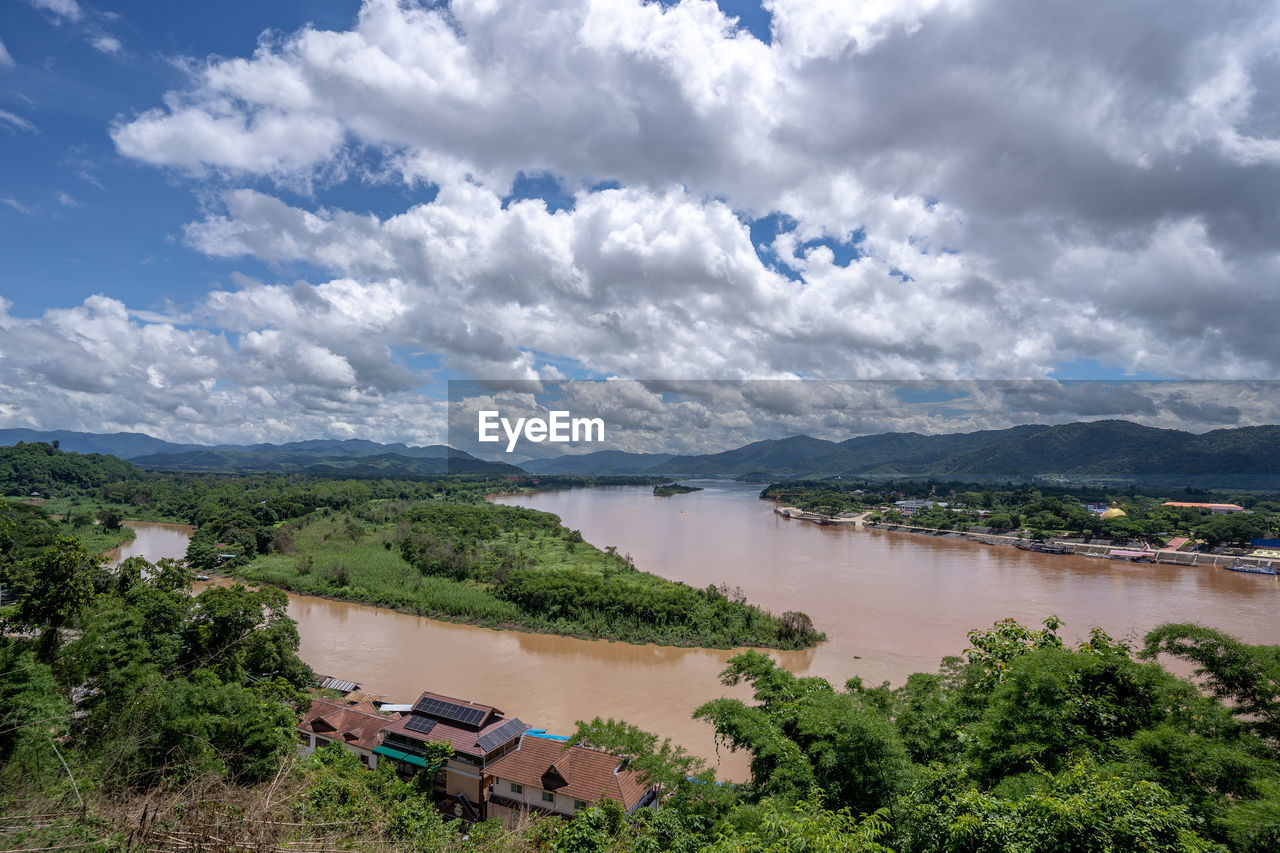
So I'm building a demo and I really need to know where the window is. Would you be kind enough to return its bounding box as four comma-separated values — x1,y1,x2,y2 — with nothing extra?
541,791,555,804
298,732,311,745
574,800,587,811
510,783,523,794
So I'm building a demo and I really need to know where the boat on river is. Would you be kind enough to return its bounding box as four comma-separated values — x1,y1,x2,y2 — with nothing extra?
1224,561,1278,576
1032,543,1072,554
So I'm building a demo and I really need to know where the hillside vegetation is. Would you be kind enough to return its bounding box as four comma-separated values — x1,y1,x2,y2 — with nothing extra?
0,441,141,496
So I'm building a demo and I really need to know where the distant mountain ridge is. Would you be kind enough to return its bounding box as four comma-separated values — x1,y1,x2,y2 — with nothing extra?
0,429,519,475
4,421,1278,484
528,421,1280,485
521,450,676,475
0,429,206,459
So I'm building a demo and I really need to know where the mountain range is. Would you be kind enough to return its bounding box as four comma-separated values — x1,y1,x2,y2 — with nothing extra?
0,429,521,476
505,421,1280,485
2,421,1278,485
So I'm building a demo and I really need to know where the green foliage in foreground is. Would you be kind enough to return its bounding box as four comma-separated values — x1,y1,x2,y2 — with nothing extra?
231,500,822,649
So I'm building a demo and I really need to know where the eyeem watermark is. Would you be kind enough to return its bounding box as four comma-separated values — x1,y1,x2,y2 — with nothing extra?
478,410,605,452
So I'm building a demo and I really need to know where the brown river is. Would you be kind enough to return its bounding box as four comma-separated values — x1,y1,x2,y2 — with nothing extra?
115,482,1279,781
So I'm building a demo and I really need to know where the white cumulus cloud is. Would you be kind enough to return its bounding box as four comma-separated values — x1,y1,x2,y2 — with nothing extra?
9,0,1278,442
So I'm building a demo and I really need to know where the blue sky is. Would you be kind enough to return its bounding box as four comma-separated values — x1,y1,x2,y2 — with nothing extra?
2,0,1278,446
3,1,368,315
2,0,765,317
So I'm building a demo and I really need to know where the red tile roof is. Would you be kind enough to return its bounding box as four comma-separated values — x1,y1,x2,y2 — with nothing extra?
300,698,386,752
485,736,651,811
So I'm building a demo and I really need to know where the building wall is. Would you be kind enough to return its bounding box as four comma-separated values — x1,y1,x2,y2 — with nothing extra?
297,731,379,769
489,774,587,818
443,758,484,802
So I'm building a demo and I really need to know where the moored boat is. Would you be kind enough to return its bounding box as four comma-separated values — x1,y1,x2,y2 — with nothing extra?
1032,543,1071,554
1224,561,1278,576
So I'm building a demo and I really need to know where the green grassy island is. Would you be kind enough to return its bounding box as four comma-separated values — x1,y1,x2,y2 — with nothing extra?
653,482,703,497
228,501,822,650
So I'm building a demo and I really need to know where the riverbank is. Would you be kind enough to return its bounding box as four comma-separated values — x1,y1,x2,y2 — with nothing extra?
854,519,1279,571
80,522,135,557
774,506,863,525
771,500,1278,570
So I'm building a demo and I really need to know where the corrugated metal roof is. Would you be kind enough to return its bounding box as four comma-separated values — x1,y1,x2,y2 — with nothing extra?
320,677,359,693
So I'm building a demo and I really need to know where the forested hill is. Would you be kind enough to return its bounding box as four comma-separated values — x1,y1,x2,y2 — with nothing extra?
6,420,1280,484
565,421,1280,485
0,441,141,496
0,430,521,476
831,421,1280,482
126,447,520,475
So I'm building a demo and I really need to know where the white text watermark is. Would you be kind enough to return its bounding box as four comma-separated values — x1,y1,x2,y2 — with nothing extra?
477,410,605,452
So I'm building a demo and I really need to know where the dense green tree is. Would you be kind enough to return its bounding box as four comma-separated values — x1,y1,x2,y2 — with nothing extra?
294,742,453,852
0,646,71,785
98,506,124,531
900,761,1225,853
966,633,1202,782
961,615,1063,687
1142,624,1280,749
1196,513,1269,547
9,534,99,660
703,795,893,853
695,651,913,814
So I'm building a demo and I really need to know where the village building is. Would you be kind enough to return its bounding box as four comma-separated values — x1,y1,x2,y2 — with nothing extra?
893,499,946,516
1162,501,1246,514
484,734,657,824
298,698,388,769
375,691,530,819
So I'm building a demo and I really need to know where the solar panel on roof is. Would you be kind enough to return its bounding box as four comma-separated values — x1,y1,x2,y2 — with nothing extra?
321,678,359,693
404,715,437,735
412,697,489,727
475,718,528,753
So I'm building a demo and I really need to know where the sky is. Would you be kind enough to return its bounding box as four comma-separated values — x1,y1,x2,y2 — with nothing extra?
2,0,1279,448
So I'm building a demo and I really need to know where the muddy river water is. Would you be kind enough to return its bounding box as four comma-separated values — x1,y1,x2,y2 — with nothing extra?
118,482,1279,780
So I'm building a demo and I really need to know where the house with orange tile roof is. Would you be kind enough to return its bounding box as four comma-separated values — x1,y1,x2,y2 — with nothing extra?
1162,501,1246,513
298,698,387,769
375,690,530,818
484,733,657,824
